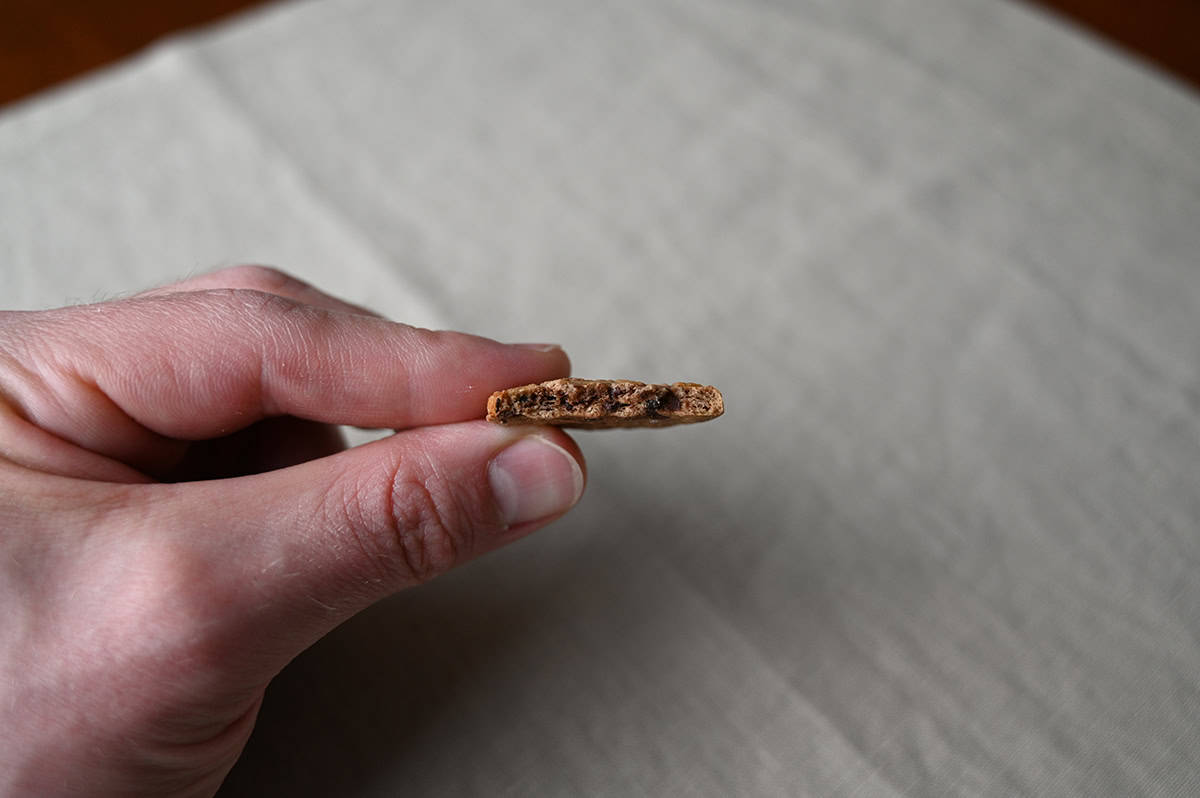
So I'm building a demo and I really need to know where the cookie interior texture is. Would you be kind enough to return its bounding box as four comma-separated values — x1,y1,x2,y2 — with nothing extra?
486,378,724,428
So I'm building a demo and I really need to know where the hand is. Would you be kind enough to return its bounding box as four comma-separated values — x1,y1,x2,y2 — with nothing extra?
0,266,586,796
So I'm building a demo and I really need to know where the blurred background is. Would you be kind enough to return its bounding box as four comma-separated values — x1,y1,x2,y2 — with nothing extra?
2,0,1197,108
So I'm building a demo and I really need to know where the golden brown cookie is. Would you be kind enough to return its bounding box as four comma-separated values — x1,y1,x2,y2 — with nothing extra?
486,378,724,428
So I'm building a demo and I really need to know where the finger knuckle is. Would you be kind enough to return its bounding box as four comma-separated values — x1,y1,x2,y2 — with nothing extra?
194,288,313,349
215,264,309,294
347,454,473,586
187,286,302,322
231,287,306,318
388,468,468,584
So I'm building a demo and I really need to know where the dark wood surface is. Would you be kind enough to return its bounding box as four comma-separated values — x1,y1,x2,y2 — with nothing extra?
0,0,266,107
1027,0,1200,90
0,0,1197,109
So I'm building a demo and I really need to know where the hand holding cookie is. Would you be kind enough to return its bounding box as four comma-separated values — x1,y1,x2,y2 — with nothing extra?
0,266,586,795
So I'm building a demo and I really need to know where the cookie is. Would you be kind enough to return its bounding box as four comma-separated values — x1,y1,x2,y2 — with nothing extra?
486,378,724,428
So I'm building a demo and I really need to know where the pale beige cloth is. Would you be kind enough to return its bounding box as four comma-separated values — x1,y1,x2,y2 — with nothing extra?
3,0,1199,794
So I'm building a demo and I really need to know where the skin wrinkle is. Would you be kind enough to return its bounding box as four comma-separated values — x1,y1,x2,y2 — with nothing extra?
393,476,445,584
0,315,42,416
192,292,275,427
0,400,136,481
28,306,184,470
334,454,406,591
153,291,405,431
66,294,313,459
271,465,367,614
433,430,508,540
0,345,66,474
15,300,211,454
248,292,320,419
414,439,473,578
390,326,455,425
2,337,75,431
105,292,267,436
385,444,463,585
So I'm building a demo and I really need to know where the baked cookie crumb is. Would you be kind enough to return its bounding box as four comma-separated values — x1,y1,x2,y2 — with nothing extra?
486,378,724,429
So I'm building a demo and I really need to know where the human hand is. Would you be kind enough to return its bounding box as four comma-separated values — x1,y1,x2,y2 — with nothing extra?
0,266,586,796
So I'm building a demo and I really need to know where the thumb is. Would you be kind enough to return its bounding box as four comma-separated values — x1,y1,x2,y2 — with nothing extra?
155,421,585,651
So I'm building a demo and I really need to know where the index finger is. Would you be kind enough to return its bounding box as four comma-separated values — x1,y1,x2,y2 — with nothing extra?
3,289,568,468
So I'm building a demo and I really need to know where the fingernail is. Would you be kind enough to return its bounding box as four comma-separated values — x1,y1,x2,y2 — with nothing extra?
489,435,584,527
509,343,563,353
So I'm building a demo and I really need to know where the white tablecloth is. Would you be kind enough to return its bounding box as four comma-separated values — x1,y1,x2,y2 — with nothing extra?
3,0,1199,794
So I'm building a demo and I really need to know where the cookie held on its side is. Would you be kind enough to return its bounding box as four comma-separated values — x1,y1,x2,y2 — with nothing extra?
486,378,724,429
